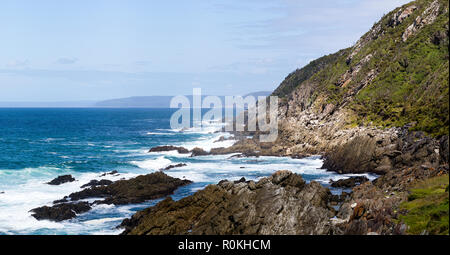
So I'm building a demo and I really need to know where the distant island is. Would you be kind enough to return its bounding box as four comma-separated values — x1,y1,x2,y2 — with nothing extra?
0,91,271,108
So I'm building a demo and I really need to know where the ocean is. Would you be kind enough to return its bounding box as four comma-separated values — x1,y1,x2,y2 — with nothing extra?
0,108,375,235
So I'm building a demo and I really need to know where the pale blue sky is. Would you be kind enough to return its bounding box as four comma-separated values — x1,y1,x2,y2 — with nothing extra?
0,0,410,101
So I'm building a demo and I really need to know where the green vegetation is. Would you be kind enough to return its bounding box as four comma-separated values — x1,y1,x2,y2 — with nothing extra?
351,0,449,137
398,175,449,235
272,0,449,137
271,49,348,98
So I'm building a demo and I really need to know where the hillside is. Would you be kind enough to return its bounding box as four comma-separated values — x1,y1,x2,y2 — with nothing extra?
273,0,448,137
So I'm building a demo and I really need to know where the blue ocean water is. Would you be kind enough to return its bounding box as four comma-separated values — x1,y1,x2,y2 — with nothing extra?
0,108,375,235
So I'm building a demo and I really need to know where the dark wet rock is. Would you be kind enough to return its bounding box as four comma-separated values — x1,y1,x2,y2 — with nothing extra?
330,176,369,188
53,198,69,204
161,163,187,171
30,202,91,222
47,175,76,185
149,145,189,154
100,170,118,177
32,172,192,222
190,147,208,157
120,170,334,235
68,172,192,205
80,179,113,188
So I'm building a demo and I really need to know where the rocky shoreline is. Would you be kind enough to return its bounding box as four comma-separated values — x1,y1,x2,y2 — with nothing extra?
117,148,448,235
116,0,449,235
28,0,449,235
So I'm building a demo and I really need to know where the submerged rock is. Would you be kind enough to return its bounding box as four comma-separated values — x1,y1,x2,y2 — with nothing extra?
161,163,187,171
120,170,334,235
100,170,118,177
47,175,76,185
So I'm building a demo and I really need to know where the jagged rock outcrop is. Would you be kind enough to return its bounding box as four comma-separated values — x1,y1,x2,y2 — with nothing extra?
120,171,335,235
322,129,441,174
31,172,192,222
148,145,190,154
30,202,91,222
402,0,442,41
68,172,192,205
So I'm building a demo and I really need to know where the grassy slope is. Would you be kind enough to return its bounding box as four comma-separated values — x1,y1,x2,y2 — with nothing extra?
271,49,348,99
399,175,449,235
272,0,449,137
351,0,449,137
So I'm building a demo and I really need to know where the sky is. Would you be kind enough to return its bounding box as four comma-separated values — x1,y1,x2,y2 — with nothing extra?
0,0,411,102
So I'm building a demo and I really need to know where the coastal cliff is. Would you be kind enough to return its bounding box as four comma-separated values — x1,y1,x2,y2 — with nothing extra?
121,0,449,235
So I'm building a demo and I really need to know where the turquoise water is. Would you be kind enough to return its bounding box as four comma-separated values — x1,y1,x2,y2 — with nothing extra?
0,108,374,235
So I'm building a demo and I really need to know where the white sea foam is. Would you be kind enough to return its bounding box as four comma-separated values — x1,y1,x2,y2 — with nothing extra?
83,217,124,225
177,133,236,152
146,132,176,136
147,150,190,157
130,156,172,170
0,167,138,234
